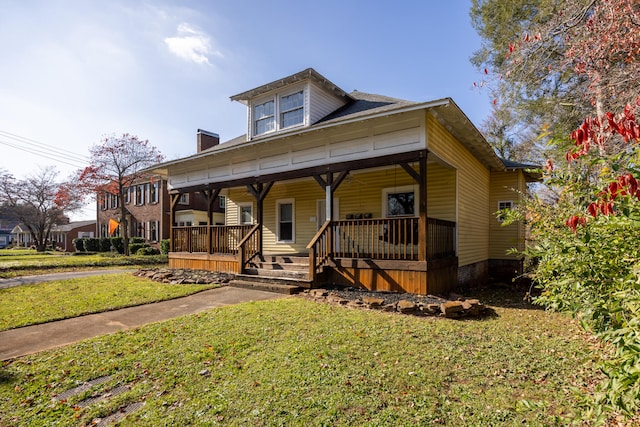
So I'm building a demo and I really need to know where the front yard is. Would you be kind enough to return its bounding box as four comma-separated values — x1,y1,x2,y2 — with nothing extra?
0,288,600,426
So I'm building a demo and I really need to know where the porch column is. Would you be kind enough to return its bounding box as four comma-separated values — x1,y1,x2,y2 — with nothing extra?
169,193,180,252
201,188,221,254
246,182,273,254
418,156,427,261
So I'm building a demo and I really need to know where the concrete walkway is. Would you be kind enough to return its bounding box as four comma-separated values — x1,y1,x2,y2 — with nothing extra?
0,286,288,360
0,269,136,289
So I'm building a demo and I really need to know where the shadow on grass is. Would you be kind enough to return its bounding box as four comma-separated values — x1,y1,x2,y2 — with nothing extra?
458,282,547,312
0,367,16,385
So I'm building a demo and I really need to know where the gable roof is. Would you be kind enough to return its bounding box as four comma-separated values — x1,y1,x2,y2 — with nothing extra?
230,68,350,104
501,158,543,182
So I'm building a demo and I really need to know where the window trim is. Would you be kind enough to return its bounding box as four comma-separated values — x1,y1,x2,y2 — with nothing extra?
276,199,295,243
497,200,513,223
382,185,418,218
251,88,306,138
238,202,254,225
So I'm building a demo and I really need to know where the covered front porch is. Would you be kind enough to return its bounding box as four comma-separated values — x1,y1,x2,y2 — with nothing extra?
167,150,459,295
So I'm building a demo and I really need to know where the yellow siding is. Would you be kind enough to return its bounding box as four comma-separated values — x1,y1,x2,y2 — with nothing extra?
426,113,490,267
489,171,525,259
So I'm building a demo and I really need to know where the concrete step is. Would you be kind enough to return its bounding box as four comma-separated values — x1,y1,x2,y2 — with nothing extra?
243,267,309,280
229,279,304,294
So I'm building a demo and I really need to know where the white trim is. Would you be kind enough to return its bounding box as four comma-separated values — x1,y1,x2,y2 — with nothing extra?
382,185,418,218
497,200,513,222
276,198,295,243
238,202,254,225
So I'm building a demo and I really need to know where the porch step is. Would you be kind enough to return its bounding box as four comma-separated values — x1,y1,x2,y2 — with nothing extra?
229,274,309,294
243,267,309,280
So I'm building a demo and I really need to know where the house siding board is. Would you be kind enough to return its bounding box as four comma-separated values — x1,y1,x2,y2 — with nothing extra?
168,112,426,192
489,171,525,259
309,81,348,124
426,113,490,268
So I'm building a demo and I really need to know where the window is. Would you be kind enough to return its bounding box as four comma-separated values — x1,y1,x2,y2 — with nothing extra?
239,203,253,224
280,91,303,128
277,200,294,242
124,187,131,204
178,193,189,205
149,221,158,241
110,193,118,209
382,186,418,217
148,182,159,204
100,193,107,210
252,90,305,137
136,184,145,205
497,201,513,222
254,100,275,135
218,195,226,209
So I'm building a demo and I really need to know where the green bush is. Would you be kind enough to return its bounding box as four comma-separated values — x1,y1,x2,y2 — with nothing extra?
136,246,160,255
99,237,112,252
128,243,148,255
73,238,85,252
110,237,124,254
130,237,145,244
160,239,170,254
84,238,100,252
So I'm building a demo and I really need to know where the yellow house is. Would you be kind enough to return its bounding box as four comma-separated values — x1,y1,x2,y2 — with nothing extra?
148,68,538,295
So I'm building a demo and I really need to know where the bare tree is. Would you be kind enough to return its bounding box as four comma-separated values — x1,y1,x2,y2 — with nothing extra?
0,167,80,252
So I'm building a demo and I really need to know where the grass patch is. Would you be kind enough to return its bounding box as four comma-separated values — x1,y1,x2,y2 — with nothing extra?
0,292,599,426
0,252,167,278
0,274,215,331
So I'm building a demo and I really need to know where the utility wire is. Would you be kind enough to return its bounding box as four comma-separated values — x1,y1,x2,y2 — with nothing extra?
0,130,90,169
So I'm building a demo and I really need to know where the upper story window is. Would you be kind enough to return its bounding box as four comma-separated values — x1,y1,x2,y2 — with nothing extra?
252,89,305,137
254,101,275,136
148,182,159,204
280,91,303,128
178,193,189,205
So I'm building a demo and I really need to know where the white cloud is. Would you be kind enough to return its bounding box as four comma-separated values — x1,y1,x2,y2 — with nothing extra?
164,23,221,65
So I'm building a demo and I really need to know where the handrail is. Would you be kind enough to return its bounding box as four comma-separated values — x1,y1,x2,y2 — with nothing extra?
236,223,261,272
307,220,332,283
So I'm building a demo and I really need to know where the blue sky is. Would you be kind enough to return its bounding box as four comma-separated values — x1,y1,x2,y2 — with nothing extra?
0,1,491,219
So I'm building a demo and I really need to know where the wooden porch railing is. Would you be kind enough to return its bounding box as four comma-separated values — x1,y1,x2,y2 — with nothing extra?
236,223,261,271
307,217,456,280
172,224,254,254
306,220,332,282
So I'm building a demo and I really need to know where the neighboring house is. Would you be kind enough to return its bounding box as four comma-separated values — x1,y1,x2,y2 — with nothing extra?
148,68,539,294
11,221,95,251
50,220,96,252
0,226,12,248
96,171,224,247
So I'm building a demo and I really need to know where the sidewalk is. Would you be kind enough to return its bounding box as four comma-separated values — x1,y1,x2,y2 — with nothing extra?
0,269,135,289
0,286,288,360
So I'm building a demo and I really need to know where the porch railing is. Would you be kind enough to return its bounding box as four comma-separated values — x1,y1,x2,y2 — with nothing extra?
307,217,456,280
236,223,261,270
172,224,254,254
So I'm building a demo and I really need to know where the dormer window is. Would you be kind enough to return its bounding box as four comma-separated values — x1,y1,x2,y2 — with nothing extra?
254,100,275,135
252,90,305,137
280,91,304,128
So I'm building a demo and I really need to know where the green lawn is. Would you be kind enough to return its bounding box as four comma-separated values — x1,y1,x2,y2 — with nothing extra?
0,250,167,278
0,274,215,331
0,290,600,426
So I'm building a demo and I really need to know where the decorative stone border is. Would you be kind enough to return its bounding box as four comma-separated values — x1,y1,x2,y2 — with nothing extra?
299,288,488,318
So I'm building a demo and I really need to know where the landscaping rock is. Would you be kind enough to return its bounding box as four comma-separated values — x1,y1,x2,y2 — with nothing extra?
440,300,465,318
363,297,385,308
397,300,416,314
134,268,233,285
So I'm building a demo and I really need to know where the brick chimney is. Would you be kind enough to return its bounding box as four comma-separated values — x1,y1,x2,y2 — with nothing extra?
197,129,220,153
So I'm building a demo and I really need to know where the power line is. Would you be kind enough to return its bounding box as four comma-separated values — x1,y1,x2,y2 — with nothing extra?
0,130,90,169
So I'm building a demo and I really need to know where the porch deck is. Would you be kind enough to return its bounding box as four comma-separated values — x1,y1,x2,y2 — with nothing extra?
169,217,457,295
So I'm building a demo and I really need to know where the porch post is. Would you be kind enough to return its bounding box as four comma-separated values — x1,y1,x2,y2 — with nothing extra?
169,193,180,252
246,182,273,255
418,156,427,261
